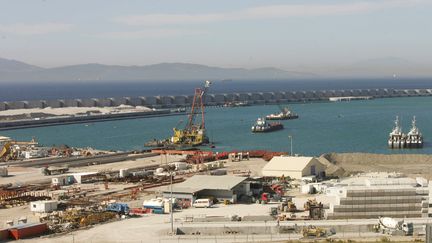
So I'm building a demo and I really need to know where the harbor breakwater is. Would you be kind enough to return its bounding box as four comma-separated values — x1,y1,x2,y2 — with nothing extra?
0,88,431,111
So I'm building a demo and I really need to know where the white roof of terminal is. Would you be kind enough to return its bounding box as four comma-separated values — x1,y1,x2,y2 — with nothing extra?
162,175,247,194
263,156,315,172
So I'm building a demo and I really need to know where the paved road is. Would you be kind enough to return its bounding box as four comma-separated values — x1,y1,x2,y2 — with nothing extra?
2,151,157,168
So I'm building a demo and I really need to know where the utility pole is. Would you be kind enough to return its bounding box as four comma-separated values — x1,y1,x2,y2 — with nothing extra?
288,135,293,156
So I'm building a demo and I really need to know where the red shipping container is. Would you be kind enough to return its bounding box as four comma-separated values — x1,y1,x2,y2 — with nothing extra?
0,229,8,241
8,223,48,240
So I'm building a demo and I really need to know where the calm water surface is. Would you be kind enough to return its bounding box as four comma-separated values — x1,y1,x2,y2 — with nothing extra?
2,96,432,156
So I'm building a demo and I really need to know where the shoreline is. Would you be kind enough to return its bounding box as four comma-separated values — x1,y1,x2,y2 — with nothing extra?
0,109,185,131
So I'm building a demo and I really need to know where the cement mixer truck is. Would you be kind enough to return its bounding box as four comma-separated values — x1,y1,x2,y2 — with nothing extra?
374,217,413,235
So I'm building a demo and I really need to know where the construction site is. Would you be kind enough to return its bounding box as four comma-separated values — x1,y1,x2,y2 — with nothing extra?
1,81,432,243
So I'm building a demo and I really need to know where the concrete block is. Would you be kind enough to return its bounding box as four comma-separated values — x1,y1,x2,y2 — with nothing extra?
225,93,239,102
304,91,315,99
26,100,46,109
143,96,158,106
333,90,343,97
119,97,131,106
274,92,285,100
63,99,81,107
342,90,353,96
285,92,296,101
204,94,214,104
251,92,263,101
80,98,97,107
183,95,193,105
174,95,188,105
129,97,144,106
0,102,7,111
160,96,174,105
8,101,28,109
293,91,304,99
238,93,251,102
97,98,114,107
46,99,64,108
262,92,274,101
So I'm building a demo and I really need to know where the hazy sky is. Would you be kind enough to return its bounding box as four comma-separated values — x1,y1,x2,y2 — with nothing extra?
0,0,431,71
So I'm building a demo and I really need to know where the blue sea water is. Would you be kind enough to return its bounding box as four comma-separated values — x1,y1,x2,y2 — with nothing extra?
2,96,432,156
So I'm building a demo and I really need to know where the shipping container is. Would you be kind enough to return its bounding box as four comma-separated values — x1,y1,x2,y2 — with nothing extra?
152,208,164,214
30,200,58,213
8,223,48,240
0,167,8,177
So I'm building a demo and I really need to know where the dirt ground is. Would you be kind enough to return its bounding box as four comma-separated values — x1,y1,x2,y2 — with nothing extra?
325,152,432,179
0,105,152,120
1,154,186,185
223,157,268,177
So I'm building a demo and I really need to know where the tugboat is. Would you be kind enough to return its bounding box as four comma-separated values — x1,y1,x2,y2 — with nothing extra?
223,101,249,107
251,118,284,133
266,106,299,120
388,116,405,149
405,116,423,148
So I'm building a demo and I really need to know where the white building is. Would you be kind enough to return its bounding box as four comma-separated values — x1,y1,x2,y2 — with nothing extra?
161,175,249,205
71,172,99,184
262,156,326,179
30,200,58,213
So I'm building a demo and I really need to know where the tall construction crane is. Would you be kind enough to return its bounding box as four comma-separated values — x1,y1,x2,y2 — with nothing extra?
170,80,211,146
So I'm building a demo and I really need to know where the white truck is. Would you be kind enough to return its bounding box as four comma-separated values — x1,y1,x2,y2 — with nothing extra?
374,217,413,236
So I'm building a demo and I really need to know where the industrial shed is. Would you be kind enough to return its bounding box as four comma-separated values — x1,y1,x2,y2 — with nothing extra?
262,156,326,179
162,175,249,205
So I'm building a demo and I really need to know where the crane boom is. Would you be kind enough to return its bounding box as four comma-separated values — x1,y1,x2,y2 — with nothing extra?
168,80,212,147
186,80,211,130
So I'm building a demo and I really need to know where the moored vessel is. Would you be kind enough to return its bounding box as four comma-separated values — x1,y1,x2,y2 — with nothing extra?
388,116,405,149
266,106,299,120
251,118,284,133
405,116,423,148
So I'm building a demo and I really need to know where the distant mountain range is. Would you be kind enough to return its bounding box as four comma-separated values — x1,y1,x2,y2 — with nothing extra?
0,57,315,82
0,57,429,82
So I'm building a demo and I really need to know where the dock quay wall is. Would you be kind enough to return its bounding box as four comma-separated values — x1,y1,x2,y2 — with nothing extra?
0,88,431,111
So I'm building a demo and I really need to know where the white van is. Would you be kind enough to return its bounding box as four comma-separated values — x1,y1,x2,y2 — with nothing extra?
192,198,213,208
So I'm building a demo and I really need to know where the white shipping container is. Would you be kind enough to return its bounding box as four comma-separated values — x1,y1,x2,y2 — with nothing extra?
30,200,58,213
119,168,129,178
170,162,188,171
301,184,313,194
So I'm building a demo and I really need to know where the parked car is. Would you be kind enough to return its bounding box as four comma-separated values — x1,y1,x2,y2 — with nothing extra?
192,198,213,208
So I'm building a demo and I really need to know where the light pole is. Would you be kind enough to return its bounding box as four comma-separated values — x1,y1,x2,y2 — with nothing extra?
288,135,293,156
170,171,174,235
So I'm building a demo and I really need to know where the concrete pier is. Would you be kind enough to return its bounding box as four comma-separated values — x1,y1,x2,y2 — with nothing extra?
329,96,373,102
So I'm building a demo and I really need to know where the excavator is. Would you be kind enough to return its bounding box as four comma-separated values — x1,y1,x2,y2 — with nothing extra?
170,80,211,147
0,143,14,161
0,137,38,161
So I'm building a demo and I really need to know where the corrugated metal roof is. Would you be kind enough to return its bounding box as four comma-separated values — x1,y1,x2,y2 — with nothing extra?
162,175,247,194
262,156,315,172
